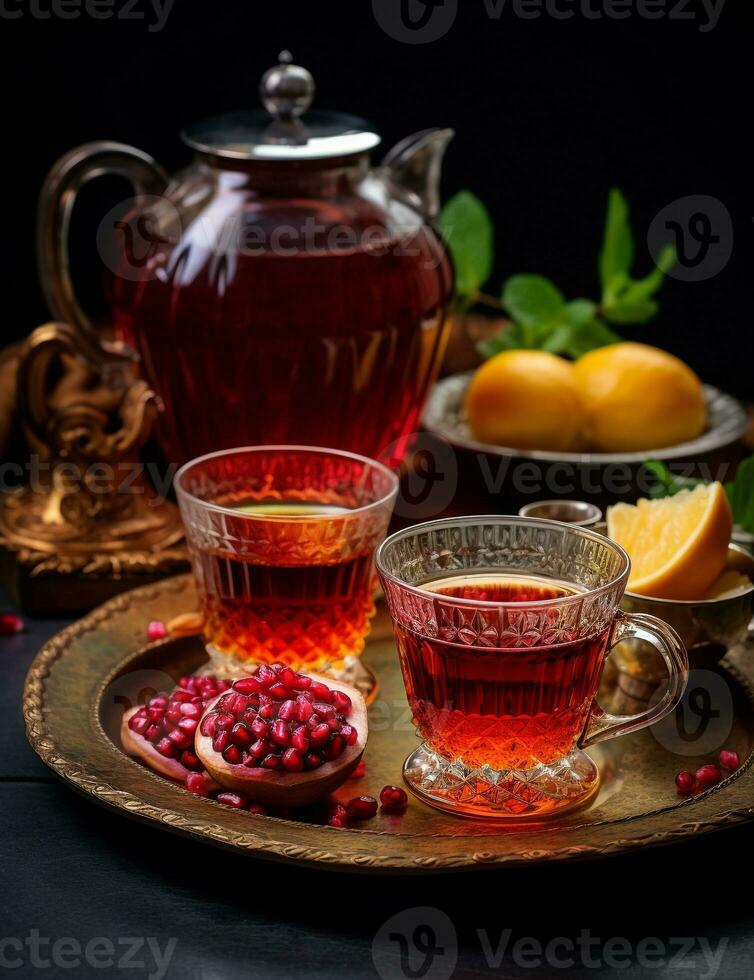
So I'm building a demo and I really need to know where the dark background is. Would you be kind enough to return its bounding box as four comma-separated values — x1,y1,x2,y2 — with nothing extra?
2,0,752,397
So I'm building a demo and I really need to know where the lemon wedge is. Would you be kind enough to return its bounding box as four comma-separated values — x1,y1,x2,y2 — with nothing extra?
607,483,732,600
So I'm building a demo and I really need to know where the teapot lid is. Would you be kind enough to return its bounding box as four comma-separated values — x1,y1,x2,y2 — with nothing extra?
182,52,381,162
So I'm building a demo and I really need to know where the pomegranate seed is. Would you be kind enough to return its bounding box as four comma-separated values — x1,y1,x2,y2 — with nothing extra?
212,731,230,753
249,739,270,759
340,724,358,746
233,676,261,695
155,737,178,758
217,792,247,808
171,690,193,702
346,796,378,820
168,728,191,748
326,716,341,732
291,726,310,752
181,751,202,771
185,772,211,796
149,695,169,708
147,620,167,641
129,715,150,735
147,706,164,722
250,718,269,738
271,719,291,746
255,665,277,688
268,682,289,699
247,803,267,815
200,714,218,738
177,717,198,734
222,744,243,765
322,735,344,761
328,803,348,828
331,690,352,714
166,704,182,723
179,702,201,718
304,752,323,770
279,667,298,689
719,749,740,771
296,697,314,722
695,764,722,791
228,693,249,715
380,785,408,811
215,712,235,731
258,697,275,719
282,748,304,771
309,682,331,701
350,760,366,779
309,723,330,744
145,723,160,741
262,754,280,770
231,723,252,748
278,699,297,721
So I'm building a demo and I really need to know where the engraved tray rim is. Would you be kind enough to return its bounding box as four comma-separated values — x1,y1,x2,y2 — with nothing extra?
23,575,754,874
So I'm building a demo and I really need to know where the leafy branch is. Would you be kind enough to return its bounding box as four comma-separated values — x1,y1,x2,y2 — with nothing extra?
438,188,677,360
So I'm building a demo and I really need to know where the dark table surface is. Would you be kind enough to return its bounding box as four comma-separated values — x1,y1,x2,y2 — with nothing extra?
2,590,753,980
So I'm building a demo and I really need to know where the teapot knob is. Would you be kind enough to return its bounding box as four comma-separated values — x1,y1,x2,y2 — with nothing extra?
260,51,315,121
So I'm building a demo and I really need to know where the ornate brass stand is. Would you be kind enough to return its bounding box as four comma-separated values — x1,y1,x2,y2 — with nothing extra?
0,323,187,614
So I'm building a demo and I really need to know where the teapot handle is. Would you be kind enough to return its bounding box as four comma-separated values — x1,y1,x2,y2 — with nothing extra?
36,141,168,357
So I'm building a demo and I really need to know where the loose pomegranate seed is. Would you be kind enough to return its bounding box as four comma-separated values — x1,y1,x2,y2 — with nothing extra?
147,620,167,641
217,792,247,809
293,674,311,691
346,796,378,820
695,764,722,791
380,785,408,811
185,772,212,796
268,682,289,699
0,613,24,636
278,699,297,721
278,667,298,689
350,760,366,779
247,803,268,815
719,749,740,771
328,803,348,828
296,697,314,722
256,665,277,689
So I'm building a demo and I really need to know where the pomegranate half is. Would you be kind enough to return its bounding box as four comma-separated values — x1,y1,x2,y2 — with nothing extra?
195,665,367,807
120,674,230,782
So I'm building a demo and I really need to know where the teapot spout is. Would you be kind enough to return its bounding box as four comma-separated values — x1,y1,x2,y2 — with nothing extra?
381,128,454,220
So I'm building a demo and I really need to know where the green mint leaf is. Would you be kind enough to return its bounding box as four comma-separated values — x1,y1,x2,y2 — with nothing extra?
563,299,597,327
502,275,565,327
543,318,622,358
476,322,526,358
726,456,754,533
439,191,494,301
604,298,660,325
643,460,706,498
599,188,634,294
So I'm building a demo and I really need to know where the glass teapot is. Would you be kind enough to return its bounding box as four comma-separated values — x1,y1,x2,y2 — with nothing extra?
38,53,454,468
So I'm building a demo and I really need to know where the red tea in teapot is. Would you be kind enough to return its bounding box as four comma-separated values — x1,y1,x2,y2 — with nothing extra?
113,200,451,467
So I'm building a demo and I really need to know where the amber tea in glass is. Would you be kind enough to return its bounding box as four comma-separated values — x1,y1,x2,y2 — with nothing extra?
176,447,398,676
377,517,688,819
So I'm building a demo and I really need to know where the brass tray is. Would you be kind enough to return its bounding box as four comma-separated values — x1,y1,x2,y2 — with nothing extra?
24,575,754,874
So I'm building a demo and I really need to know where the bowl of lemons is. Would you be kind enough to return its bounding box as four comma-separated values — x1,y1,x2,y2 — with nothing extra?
424,341,747,464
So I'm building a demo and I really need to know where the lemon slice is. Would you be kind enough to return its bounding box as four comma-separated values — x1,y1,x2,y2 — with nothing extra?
607,483,732,600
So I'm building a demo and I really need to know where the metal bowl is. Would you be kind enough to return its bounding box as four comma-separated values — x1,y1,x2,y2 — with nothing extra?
424,372,748,465
615,545,754,690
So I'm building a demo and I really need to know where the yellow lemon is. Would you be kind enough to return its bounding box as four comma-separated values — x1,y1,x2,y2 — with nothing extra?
607,483,732,600
573,342,707,453
465,350,584,452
